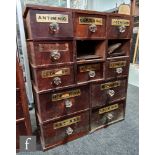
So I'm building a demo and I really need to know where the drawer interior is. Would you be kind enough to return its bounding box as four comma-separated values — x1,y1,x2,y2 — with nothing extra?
76,40,106,60
107,39,130,57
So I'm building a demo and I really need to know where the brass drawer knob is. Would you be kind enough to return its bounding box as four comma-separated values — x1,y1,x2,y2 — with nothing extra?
49,22,59,32
50,50,61,60
53,77,61,86
116,67,123,74
66,127,73,135
65,99,72,108
119,25,126,33
89,24,97,32
89,71,96,78
108,89,115,97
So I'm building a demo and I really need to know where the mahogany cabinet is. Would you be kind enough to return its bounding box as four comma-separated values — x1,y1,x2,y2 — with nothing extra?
23,4,133,151
16,58,32,150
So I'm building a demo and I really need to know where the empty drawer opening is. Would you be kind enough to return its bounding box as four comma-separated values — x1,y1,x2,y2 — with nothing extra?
77,40,105,60
108,39,130,57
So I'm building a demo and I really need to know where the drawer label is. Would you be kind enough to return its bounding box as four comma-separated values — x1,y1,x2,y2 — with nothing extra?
36,14,68,23
79,17,103,25
52,89,81,101
79,64,100,72
111,19,130,26
38,43,69,52
41,68,70,78
99,104,119,114
109,61,126,68
101,81,121,90
53,116,81,129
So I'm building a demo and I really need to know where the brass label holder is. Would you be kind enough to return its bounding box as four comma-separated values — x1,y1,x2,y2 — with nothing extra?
99,104,119,114
101,81,121,90
111,19,130,26
109,61,126,68
79,17,103,25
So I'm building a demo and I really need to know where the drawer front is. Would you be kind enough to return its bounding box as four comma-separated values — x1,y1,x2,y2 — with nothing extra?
26,10,73,39
28,41,73,66
105,57,129,80
41,111,89,148
77,63,103,83
91,101,125,131
32,65,74,91
107,16,132,39
16,91,24,119
91,79,127,108
75,13,106,38
16,121,27,149
36,85,90,121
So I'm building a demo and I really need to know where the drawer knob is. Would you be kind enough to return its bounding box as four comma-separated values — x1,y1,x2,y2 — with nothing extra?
49,22,59,32
50,50,61,60
89,71,96,78
65,99,72,108
107,113,114,120
89,24,97,33
108,89,115,97
116,67,123,74
66,127,73,135
119,25,126,33
53,77,61,86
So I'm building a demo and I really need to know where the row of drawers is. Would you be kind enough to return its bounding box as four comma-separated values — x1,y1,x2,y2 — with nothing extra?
34,78,127,122
38,100,125,150
27,40,130,66
31,57,129,91
24,7,133,40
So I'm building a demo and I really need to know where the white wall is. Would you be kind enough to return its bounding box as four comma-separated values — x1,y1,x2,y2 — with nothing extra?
88,0,130,11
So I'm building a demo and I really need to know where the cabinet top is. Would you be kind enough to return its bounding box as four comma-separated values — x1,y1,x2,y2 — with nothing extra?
23,4,132,18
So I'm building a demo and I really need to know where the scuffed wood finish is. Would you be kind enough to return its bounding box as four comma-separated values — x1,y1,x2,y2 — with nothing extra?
25,9,73,40
31,63,75,91
105,56,130,80
107,15,133,39
77,62,104,83
38,111,89,151
27,40,74,66
74,12,106,39
91,100,125,132
33,85,90,122
91,79,127,108
16,58,32,150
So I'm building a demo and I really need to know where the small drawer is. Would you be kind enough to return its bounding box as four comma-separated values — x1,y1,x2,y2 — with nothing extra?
77,62,103,83
91,79,127,108
27,41,74,66
34,85,90,121
107,39,130,58
25,9,73,39
107,15,132,39
105,57,129,80
91,100,125,131
74,13,106,38
39,111,89,150
31,64,75,91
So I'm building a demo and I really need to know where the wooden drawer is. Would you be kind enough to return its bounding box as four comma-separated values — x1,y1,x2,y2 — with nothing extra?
107,39,130,58
91,100,125,131
16,90,24,119
91,79,127,108
39,111,89,150
31,64,75,91
105,57,129,80
34,85,90,122
27,41,74,66
16,120,27,149
25,9,73,39
74,13,106,38
107,15,132,39
77,62,103,83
